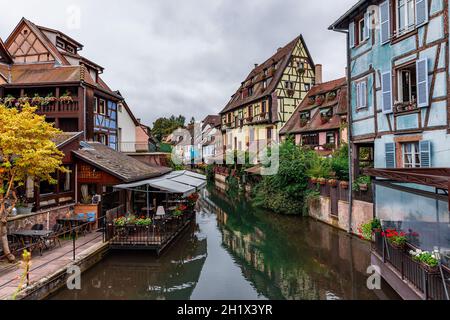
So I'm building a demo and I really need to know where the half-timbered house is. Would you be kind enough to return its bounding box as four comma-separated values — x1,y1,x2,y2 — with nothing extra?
0,18,122,150
219,35,319,155
280,77,348,155
330,0,449,173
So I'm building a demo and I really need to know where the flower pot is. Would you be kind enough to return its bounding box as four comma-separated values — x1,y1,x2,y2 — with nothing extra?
310,177,318,184
359,184,368,191
340,181,349,189
328,179,338,187
318,178,326,185
17,206,33,215
420,263,439,274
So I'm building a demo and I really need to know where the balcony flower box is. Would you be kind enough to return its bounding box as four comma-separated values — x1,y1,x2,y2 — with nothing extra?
315,95,325,106
410,249,440,274
31,95,44,106
340,181,349,189
328,179,338,187
59,95,74,104
317,177,326,185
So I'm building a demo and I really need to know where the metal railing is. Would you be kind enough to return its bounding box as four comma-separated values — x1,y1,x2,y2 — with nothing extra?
373,233,450,300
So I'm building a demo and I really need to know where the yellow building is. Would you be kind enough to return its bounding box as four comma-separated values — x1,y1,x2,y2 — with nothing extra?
219,35,321,155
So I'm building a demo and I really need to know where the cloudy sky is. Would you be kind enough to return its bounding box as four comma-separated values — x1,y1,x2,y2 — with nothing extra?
0,0,355,127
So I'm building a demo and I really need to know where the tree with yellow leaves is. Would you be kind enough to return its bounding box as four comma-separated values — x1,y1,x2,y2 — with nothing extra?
0,104,66,262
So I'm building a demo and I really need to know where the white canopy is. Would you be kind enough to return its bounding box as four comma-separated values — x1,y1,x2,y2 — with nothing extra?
114,170,207,197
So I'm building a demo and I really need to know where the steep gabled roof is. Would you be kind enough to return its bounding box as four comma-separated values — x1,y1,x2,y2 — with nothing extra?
6,18,71,65
219,35,314,115
37,24,84,49
202,115,221,129
73,142,171,182
0,38,13,65
280,77,347,135
3,62,81,84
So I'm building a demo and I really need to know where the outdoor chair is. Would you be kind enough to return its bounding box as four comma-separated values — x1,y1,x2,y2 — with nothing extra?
31,224,44,231
87,212,96,231
47,224,63,249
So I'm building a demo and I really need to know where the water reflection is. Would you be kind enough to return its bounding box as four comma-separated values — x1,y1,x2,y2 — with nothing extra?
51,186,399,300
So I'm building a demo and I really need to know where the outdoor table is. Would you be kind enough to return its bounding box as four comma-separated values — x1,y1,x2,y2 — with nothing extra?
11,230,53,255
57,217,89,237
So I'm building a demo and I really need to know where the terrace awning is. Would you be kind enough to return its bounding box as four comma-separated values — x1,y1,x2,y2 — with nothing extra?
114,170,207,197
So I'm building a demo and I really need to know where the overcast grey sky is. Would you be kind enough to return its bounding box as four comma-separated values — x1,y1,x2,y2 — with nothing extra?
0,0,355,127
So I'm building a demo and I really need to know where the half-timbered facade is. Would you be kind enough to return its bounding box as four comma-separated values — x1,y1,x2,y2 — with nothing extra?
0,18,122,150
330,0,450,173
219,35,318,154
280,77,348,155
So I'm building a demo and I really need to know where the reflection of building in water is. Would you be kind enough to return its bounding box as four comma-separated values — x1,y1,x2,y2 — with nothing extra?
206,187,385,300
52,223,207,300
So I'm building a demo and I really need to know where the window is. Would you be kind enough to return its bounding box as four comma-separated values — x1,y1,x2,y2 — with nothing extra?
320,107,333,118
397,0,415,35
358,18,365,44
304,83,311,92
248,86,254,96
397,64,417,104
96,133,107,145
402,142,420,168
261,101,267,114
300,111,310,121
302,134,319,146
98,99,106,115
262,80,267,89
326,132,336,145
285,81,294,90
93,97,98,113
56,39,66,49
66,45,75,54
263,68,268,76
356,80,368,109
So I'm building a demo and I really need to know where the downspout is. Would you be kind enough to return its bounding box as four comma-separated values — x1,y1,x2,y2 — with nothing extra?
333,27,353,234
81,83,87,140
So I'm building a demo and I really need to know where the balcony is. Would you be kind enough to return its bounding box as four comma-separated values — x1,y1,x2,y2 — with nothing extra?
36,100,80,115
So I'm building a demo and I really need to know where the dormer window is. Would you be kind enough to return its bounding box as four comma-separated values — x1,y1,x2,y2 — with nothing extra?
56,39,66,49
248,86,254,97
285,81,294,90
66,45,75,54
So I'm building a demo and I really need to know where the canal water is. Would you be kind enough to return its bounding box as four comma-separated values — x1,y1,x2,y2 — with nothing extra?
51,186,399,300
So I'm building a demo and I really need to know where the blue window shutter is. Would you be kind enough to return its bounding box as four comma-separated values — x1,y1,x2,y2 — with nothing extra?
381,71,393,113
416,0,428,26
379,1,390,45
364,12,370,40
416,58,429,108
355,82,360,108
385,143,396,168
349,22,355,48
419,140,431,168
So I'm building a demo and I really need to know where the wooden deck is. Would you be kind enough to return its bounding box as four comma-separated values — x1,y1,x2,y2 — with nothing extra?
106,213,195,255
0,232,104,300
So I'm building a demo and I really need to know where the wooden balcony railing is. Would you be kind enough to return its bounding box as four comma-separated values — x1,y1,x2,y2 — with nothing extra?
373,233,450,300
36,100,80,114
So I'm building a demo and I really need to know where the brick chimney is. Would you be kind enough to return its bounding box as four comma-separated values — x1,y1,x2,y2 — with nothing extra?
315,64,323,85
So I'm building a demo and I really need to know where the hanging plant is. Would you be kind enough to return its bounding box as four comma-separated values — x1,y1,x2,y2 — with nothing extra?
31,94,44,106
59,91,73,104
4,95,17,107
18,95,31,106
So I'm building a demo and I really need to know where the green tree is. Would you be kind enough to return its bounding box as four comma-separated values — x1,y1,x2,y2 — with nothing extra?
151,115,186,141
253,137,319,215
0,105,67,262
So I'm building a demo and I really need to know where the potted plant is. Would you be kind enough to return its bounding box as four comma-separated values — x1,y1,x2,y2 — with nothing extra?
16,198,33,215
317,177,327,185
31,94,44,106
316,95,325,106
59,91,73,104
327,179,338,187
358,218,382,241
187,193,199,210
353,175,371,192
340,181,349,189
409,249,440,273
113,216,127,227
383,228,407,249
135,217,152,227
18,95,31,106
43,94,58,106
310,177,318,184
4,95,17,108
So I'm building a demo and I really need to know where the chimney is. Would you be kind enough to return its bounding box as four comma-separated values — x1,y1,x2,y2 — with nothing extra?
137,118,141,124
315,64,323,85
254,63,259,68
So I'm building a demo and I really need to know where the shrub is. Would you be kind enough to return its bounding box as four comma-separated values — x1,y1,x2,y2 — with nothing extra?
330,144,349,181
